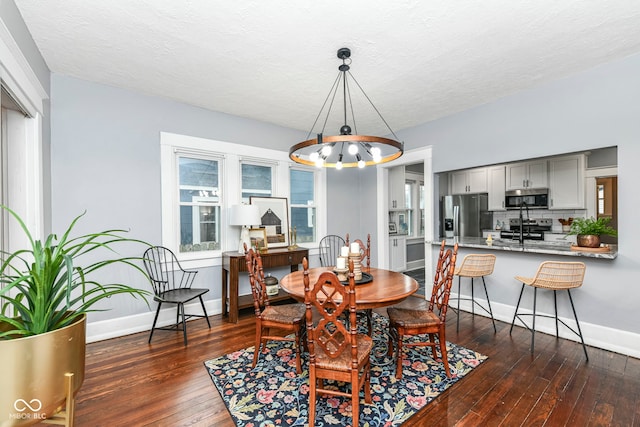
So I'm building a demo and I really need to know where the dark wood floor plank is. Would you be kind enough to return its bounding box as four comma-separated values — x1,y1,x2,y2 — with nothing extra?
35,306,639,427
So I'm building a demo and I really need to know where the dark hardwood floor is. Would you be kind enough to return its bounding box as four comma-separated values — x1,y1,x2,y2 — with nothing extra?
60,301,639,426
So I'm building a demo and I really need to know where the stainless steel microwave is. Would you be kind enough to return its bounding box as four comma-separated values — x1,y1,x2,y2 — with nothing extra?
505,188,549,210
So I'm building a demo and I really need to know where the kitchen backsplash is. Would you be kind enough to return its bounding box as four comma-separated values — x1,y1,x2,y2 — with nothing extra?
491,209,587,233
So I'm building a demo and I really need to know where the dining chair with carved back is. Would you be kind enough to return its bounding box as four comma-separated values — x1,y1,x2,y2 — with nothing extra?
244,243,306,373
303,257,373,427
345,233,373,335
386,241,459,379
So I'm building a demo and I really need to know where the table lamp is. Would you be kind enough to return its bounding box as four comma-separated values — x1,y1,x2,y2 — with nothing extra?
229,204,261,253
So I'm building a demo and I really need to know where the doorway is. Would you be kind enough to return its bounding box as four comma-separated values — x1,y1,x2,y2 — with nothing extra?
596,176,618,244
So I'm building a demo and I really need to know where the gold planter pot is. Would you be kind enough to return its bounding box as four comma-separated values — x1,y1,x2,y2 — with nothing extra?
0,314,86,427
577,234,601,248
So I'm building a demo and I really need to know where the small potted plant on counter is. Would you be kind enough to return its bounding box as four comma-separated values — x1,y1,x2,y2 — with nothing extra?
567,216,617,248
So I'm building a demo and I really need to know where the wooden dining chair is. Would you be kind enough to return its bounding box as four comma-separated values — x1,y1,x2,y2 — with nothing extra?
345,233,374,334
387,241,458,379
345,233,371,270
303,257,372,427
245,244,306,373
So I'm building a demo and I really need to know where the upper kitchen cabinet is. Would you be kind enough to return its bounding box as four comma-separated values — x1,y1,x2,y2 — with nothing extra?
487,166,506,211
389,165,406,210
506,160,548,190
549,154,585,209
450,167,488,194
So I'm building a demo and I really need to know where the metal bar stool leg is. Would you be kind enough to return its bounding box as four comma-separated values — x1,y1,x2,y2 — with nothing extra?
481,276,497,332
456,276,462,332
470,277,475,316
553,290,559,337
510,283,526,334
567,289,589,361
531,288,537,354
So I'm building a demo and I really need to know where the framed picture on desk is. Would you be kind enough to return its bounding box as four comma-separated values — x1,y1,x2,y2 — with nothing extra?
250,196,290,248
248,228,268,251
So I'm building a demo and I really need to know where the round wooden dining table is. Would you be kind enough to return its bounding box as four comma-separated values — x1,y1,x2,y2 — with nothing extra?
279,266,419,309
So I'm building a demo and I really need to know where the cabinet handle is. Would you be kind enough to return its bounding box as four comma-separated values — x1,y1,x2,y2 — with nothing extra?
550,199,553,207
523,179,526,187
502,201,505,208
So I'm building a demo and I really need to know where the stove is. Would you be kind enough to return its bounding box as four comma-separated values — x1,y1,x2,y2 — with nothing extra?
500,218,552,241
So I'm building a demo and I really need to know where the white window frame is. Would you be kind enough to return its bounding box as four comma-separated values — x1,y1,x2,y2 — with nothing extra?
289,166,322,244
240,158,277,202
161,132,325,269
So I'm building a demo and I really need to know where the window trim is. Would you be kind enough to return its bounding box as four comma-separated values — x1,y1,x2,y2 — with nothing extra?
161,132,326,268
289,166,322,244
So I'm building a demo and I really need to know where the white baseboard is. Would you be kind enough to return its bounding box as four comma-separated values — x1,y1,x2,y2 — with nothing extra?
406,260,425,271
86,299,223,343
450,292,640,359
87,294,640,359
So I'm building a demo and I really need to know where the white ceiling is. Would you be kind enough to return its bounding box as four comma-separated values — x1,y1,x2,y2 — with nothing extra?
14,0,640,136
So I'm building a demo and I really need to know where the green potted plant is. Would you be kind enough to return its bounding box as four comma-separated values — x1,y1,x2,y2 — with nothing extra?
0,205,150,426
567,216,617,248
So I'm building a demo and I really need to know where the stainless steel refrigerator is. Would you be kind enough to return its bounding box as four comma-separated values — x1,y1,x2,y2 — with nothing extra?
441,194,491,238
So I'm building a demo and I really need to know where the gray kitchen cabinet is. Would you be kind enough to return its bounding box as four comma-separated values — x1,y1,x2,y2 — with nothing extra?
506,160,548,190
389,165,406,210
549,154,585,209
389,235,407,271
450,167,488,194
487,165,506,211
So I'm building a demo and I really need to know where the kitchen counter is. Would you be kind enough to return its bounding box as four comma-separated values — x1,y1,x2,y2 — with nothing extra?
430,237,618,259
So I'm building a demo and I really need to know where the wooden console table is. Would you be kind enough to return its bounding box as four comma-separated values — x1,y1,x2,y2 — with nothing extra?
221,247,309,323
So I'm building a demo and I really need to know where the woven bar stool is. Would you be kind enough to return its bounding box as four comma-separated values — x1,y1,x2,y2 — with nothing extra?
509,261,588,361
452,254,497,332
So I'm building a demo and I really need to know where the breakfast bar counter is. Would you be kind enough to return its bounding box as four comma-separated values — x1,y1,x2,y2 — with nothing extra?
429,237,618,260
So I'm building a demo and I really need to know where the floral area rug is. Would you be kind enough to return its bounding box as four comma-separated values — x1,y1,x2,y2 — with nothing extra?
204,313,487,427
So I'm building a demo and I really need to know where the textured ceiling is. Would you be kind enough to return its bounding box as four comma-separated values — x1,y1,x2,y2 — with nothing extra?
14,0,640,136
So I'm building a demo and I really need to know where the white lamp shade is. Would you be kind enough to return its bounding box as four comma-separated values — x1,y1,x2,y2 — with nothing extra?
229,204,261,226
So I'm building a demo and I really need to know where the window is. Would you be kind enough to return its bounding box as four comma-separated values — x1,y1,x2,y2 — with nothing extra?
161,132,326,265
290,168,316,243
405,175,425,237
178,156,221,253
241,162,273,203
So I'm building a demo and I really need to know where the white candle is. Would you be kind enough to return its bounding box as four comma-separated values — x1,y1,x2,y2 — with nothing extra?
336,257,346,269
350,242,360,254
340,246,349,257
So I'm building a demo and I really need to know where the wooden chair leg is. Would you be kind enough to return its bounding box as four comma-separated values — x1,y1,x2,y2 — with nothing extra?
308,369,317,425
252,322,261,369
395,331,404,379
352,370,360,427
294,328,302,374
438,329,451,378
364,361,372,403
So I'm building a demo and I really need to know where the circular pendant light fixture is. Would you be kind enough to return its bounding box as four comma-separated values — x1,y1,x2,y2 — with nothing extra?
289,48,403,169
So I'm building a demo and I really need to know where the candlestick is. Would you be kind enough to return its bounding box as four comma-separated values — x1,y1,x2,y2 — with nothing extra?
336,257,346,269
340,246,349,257
350,242,360,254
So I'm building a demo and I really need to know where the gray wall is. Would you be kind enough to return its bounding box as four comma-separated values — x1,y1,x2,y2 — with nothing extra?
326,167,378,266
50,74,306,320
393,52,640,335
